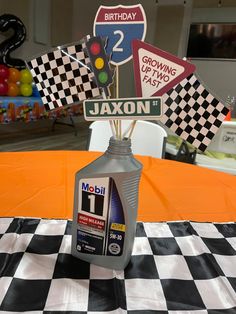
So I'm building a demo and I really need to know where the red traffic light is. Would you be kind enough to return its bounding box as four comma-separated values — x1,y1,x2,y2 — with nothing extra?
90,42,101,55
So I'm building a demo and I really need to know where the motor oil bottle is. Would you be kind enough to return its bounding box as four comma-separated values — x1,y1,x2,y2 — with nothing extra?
71,136,143,270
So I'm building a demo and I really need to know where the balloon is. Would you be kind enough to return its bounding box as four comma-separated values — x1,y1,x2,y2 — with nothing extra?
20,69,32,84
0,81,8,95
32,84,41,97
0,14,26,69
0,64,9,79
0,76,6,83
7,82,20,97
8,67,21,82
20,83,32,96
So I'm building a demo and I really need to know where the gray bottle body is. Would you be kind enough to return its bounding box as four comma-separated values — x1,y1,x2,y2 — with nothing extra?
71,137,143,270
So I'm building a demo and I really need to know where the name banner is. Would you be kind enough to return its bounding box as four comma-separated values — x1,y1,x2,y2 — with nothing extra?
83,97,162,120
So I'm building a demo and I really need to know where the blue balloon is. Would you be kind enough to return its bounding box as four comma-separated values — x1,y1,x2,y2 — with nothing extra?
32,84,41,97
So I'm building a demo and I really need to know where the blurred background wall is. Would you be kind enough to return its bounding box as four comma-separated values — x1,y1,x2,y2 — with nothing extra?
1,0,236,102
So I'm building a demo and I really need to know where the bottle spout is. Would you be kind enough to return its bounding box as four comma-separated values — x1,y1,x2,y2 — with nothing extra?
106,136,133,156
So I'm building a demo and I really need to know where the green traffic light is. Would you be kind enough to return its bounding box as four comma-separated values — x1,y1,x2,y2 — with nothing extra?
98,71,108,84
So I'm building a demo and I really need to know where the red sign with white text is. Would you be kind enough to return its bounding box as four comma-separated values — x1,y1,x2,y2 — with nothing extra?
95,6,145,23
132,40,196,97
78,213,105,231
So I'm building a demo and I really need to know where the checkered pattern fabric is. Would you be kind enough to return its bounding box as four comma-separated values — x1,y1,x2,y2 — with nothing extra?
161,74,229,151
0,218,236,313
27,39,102,111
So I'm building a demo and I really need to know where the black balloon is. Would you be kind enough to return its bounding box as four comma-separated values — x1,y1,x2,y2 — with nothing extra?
0,14,26,69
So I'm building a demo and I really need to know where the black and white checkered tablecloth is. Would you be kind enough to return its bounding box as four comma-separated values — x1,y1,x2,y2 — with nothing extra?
0,217,236,313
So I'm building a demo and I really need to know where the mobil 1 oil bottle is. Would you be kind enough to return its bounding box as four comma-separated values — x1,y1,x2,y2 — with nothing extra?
71,136,143,270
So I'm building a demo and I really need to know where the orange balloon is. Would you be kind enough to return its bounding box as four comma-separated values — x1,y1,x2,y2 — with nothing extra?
8,68,21,83
7,82,20,97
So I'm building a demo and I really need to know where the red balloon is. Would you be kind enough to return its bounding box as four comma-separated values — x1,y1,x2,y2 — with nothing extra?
0,80,8,95
0,64,9,79
0,76,6,83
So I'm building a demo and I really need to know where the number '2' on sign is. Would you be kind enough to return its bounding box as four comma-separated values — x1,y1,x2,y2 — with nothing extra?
93,4,147,66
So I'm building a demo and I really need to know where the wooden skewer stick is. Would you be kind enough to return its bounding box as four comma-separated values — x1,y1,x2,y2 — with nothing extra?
115,65,123,140
128,120,137,140
119,120,122,140
109,121,116,137
102,89,116,138
123,121,133,138
115,120,119,139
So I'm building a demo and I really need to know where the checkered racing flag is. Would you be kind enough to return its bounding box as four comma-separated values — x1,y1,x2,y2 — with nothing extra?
161,74,229,151
27,38,102,111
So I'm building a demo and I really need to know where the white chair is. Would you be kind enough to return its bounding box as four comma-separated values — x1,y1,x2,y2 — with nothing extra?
87,120,167,158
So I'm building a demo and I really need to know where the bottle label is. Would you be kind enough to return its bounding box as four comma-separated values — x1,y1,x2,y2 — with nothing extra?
76,177,125,256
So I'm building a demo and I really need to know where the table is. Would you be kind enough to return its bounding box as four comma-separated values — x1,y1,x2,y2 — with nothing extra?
0,96,83,123
166,142,236,175
1,150,236,222
0,151,236,312
165,121,236,175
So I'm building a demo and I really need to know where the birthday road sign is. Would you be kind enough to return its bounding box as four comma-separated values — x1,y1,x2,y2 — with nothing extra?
94,5,146,65
132,40,196,97
83,97,162,121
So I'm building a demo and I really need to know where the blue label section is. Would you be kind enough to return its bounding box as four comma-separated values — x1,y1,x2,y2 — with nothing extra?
106,179,125,256
95,24,145,64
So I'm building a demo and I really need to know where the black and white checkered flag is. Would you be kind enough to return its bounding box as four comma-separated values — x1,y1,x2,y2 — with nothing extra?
27,39,102,111
161,74,229,151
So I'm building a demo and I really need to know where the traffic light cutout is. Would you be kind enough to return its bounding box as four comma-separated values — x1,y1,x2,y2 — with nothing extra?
85,36,113,90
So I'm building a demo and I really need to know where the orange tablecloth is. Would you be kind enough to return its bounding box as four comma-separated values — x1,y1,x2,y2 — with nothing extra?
0,151,236,222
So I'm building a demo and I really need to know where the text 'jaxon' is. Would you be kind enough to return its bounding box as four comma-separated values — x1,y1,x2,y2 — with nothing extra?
83,97,162,121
